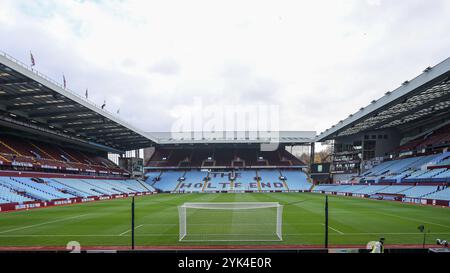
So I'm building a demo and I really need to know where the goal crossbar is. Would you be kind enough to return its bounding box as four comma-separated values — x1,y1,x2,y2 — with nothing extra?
178,202,283,242
179,202,282,210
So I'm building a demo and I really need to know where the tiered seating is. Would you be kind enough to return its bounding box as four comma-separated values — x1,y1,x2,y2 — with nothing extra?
207,172,231,192
182,170,207,192
377,185,411,194
0,134,126,175
403,169,447,182
351,185,389,194
357,152,450,183
0,181,35,204
394,186,437,197
148,169,312,192
313,184,448,200
280,170,311,191
0,177,153,204
145,172,161,184
258,169,282,184
146,147,304,168
10,177,74,200
122,179,155,192
233,170,258,191
398,124,450,152
424,187,450,201
313,184,356,193
152,171,183,192
51,178,110,196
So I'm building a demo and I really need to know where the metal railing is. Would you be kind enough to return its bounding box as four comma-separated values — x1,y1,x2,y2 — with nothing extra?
0,50,145,136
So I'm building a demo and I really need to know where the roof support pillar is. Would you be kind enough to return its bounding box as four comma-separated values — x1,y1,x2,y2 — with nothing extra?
310,142,315,170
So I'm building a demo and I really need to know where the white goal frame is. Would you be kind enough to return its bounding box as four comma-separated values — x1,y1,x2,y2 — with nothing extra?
178,202,283,242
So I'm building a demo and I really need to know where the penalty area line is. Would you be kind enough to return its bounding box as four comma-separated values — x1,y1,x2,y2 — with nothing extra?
0,214,89,234
322,223,345,235
119,224,144,236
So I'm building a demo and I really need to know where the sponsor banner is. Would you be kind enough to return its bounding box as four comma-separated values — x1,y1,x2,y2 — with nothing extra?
86,169,96,173
41,165,58,170
12,161,33,167
53,199,73,206
15,202,41,210
65,167,79,171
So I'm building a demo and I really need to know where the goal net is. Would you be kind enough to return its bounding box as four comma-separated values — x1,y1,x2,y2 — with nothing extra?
178,202,283,242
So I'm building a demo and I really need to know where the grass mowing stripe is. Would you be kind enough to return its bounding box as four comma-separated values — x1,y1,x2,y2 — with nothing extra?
3,232,450,237
0,214,88,234
1,193,449,247
376,211,450,229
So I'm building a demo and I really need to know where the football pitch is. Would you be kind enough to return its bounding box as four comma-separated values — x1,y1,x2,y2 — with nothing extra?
1,192,450,248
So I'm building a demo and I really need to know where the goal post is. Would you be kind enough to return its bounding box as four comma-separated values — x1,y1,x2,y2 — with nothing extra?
178,202,283,242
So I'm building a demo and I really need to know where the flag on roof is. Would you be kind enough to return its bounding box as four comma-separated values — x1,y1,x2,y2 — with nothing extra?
30,52,35,67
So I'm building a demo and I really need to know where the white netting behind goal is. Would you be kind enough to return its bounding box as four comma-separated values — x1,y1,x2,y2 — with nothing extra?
178,202,283,242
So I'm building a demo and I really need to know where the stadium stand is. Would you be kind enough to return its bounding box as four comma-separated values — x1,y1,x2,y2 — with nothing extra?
144,143,312,193
0,134,126,176
233,170,259,191
147,168,311,193
280,170,311,191
0,176,154,205
145,147,305,168
423,186,450,201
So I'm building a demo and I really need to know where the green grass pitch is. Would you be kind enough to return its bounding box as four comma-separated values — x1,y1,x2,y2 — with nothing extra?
1,192,450,248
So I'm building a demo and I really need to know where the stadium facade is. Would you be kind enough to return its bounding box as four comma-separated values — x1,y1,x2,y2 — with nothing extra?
0,51,157,212
315,57,450,206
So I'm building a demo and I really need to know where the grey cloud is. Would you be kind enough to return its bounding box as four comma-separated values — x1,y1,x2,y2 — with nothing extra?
148,58,180,76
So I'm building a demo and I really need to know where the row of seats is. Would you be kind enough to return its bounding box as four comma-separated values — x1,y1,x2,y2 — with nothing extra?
396,124,450,152
312,184,449,200
147,169,311,192
146,148,305,168
0,176,155,204
351,152,450,183
0,134,124,175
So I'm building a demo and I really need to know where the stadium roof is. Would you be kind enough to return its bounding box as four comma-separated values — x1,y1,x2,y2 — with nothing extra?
146,131,316,145
316,57,450,142
0,51,156,152
0,51,316,151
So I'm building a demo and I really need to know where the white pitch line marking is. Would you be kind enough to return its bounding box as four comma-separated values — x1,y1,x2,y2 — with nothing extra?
119,224,144,236
322,223,344,235
376,212,450,229
2,232,450,237
0,214,88,234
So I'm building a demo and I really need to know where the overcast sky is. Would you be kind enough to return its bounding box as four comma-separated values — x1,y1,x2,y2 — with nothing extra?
1,0,450,135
